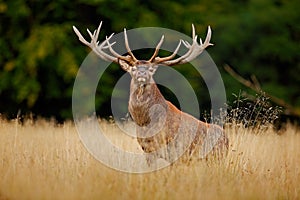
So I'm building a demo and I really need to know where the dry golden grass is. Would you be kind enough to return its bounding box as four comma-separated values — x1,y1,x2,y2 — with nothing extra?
0,118,299,200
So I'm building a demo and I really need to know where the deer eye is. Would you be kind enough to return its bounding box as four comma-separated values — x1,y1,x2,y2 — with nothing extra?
149,67,154,73
131,66,137,72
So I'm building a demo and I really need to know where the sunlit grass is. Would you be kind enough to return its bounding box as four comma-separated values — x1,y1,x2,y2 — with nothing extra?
0,118,299,200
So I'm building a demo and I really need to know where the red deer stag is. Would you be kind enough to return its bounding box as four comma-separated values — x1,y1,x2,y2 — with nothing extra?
73,22,228,165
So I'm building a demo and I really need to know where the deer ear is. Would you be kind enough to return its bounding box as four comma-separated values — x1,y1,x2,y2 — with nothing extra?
118,59,131,72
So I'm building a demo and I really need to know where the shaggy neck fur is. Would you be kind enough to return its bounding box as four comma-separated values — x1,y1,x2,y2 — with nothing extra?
128,80,167,126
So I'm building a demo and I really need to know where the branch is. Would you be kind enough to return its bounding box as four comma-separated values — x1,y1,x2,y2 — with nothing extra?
224,64,300,117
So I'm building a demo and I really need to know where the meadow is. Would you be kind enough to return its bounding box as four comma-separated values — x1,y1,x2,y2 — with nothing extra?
0,118,299,200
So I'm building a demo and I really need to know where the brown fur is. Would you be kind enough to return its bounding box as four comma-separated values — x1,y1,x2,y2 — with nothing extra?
129,82,229,165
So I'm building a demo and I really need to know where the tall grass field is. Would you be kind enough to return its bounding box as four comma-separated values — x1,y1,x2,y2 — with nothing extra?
0,118,299,200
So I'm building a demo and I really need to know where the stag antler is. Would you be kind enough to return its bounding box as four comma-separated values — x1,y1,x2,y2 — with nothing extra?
152,24,213,66
73,22,137,65
73,22,212,67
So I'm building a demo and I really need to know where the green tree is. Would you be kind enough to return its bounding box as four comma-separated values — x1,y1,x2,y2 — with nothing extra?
0,0,299,120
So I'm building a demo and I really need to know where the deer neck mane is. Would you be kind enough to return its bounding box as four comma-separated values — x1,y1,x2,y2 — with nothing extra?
128,80,167,126
129,79,164,103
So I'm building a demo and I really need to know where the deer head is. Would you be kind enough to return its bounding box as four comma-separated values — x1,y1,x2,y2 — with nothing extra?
73,22,213,89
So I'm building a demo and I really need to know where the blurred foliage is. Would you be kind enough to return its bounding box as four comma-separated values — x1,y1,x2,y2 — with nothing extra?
0,0,299,120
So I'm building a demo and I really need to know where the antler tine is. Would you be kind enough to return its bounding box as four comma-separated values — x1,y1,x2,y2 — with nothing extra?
105,34,133,63
95,21,102,42
204,26,213,46
192,24,196,39
124,28,138,62
148,35,165,62
153,40,182,64
152,24,213,66
73,25,91,46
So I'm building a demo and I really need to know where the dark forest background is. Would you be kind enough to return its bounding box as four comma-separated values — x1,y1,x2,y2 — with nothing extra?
0,0,299,122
